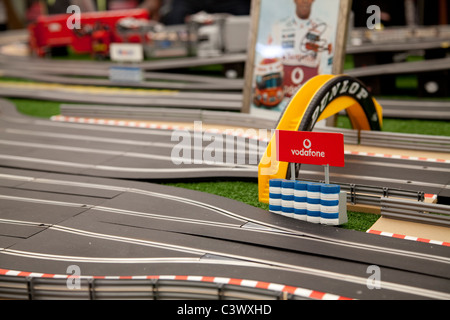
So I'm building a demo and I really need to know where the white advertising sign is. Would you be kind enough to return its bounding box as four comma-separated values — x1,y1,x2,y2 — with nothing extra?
110,43,144,62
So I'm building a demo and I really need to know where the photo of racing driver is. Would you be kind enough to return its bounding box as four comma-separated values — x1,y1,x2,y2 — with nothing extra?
249,0,341,116
270,0,334,98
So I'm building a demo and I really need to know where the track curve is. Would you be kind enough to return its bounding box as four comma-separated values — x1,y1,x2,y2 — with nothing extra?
1,167,449,300
1,98,448,199
0,99,260,180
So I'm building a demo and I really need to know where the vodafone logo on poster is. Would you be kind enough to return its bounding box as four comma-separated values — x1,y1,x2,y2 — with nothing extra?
276,130,345,167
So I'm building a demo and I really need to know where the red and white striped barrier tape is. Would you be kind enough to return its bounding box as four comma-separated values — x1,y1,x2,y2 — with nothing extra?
0,268,353,300
50,115,270,142
345,150,450,164
425,194,438,201
51,115,450,163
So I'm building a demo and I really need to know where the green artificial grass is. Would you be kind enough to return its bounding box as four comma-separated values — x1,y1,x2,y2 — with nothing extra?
11,98,61,118
342,211,380,232
382,118,450,136
337,115,450,136
395,75,418,90
163,180,379,232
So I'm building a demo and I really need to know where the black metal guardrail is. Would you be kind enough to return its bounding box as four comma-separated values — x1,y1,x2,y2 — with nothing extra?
0,88,243,111
58,104,359,143
299,178,425,208
380,197,450,228
0,276,308,300
347,25,450,53
58,104,449,152
308,178,450,227
345,183,425,206
345,57,450,78
359,130,450,153
289,178,450,227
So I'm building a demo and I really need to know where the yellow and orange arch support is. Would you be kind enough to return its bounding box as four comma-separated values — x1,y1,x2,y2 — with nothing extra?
258,74,383,203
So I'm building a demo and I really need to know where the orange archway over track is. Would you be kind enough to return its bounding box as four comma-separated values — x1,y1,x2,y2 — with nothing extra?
258,75,383,203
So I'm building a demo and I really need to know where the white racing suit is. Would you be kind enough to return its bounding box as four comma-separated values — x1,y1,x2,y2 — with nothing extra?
270,16,333,98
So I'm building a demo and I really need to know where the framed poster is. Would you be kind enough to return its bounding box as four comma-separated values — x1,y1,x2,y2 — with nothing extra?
242,0,352,117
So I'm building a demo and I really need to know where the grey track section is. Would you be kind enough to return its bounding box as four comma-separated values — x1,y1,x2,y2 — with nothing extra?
0,99,449,198
346,38,450,54
1,68,448,119
0,50,244,89
3,29,450,81
0,87,243,111
59,104,278,130
1,77,448,119
345,57,450,78
0,167,449,300
0,68,244,91
0,99,260,179
0,48,247,72
1,43,448,119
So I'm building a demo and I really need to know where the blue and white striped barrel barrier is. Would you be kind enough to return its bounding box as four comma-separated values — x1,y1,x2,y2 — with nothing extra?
320,184,341,225
269,179,283,214
293,181,308,220
306,183,322,223
281,180,295,217
268,179,347,225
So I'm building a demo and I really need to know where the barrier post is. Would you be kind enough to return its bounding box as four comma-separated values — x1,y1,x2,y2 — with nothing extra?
290,163,296,180
324,164,330,184
269,179,283,215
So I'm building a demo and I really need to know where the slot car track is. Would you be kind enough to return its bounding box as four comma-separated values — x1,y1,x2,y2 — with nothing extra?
0,99,449,199
1,29,450,121
1,54,449,119
1,78,449,120
0,32,449,300
1,167,449,300
0,99,258,180
0,98,450,299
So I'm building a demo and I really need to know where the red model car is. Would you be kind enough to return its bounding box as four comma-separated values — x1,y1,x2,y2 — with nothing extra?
253,58,284,108
28,8,149,58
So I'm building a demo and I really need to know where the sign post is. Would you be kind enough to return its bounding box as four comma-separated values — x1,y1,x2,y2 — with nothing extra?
109,43,144,83
276,130,345,182
324,164,330,184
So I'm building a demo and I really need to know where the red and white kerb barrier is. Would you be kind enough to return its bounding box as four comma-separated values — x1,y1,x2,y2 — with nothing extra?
0,269,353,300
